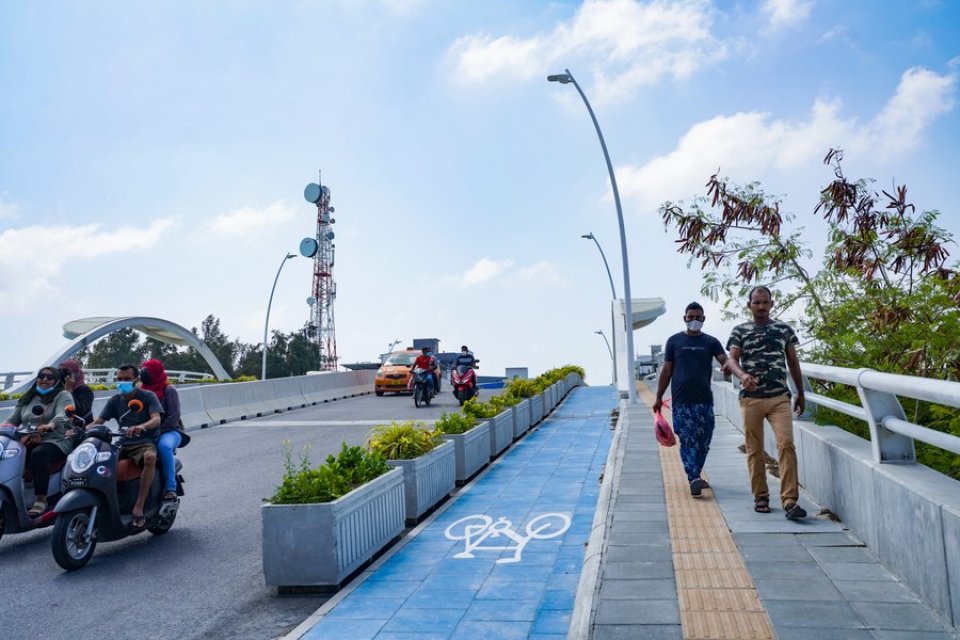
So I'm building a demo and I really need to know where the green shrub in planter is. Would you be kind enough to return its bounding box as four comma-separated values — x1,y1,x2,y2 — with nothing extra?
269,441,389,504
505,377,540,399
435,412,478,435
367,421,441,460
487,393,518,413
463,398,499,420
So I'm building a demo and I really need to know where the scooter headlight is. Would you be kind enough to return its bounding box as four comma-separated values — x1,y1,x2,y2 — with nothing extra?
69,442,98,474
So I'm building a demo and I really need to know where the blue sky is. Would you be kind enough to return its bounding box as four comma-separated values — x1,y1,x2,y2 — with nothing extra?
1,0,958,384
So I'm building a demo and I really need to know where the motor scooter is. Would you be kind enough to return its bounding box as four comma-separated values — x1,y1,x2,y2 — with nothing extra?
411,367,435,408
0,405,73,542
50,399,184,570
451,360,480,406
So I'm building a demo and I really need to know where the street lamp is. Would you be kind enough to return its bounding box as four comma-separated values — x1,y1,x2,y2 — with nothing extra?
582,232,618,385
594,330,614,385
550,68,638,403
262,252,296,380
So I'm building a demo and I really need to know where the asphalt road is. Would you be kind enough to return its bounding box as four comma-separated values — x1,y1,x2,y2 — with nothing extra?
0,387,470,640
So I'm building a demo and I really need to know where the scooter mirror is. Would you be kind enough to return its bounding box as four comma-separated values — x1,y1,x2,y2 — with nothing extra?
31,405,45,416
127,399,145,413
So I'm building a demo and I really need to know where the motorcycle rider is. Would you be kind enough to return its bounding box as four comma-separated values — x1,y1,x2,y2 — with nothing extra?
140,358,190,502
87,365,163,529
455,345,477,369
411,347,441,394
0,366,75,516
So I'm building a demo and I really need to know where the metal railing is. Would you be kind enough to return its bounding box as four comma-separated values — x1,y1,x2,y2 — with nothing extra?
802,362,960,464
1,368,213,391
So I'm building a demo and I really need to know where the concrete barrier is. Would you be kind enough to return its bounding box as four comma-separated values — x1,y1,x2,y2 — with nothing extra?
712,381,960,629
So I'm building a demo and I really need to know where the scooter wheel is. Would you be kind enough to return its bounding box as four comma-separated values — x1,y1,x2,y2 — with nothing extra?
414,387,423,407
51,509,97,571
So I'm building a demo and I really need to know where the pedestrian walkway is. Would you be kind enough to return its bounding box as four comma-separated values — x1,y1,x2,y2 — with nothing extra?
285,384,958,640
287,385,619,640
586,386,957,640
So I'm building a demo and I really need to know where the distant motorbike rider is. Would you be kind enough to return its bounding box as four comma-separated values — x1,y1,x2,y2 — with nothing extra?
411,347,441,394
455,345,477,369
87,365,163,529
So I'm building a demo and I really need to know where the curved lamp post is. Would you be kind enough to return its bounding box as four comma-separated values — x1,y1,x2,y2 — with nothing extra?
594,330,615,385
262,252,296,380
550,69,638,403
582,232,618,385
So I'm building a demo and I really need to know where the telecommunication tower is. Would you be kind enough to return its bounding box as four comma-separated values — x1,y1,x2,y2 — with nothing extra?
301,177,338,370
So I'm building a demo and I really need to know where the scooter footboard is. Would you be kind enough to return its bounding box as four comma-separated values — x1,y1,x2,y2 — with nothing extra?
54,489,101,513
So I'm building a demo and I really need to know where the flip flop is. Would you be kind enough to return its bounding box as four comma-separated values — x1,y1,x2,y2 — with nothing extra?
131,514,146,529
161,491,178,502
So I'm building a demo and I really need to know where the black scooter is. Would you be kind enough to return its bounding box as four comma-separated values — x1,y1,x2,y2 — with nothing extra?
50,399,184,571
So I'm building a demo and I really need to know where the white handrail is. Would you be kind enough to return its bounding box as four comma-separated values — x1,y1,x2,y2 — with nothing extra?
801,361,960,463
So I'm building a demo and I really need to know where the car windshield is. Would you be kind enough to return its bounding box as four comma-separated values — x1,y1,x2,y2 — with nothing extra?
384,353,417,366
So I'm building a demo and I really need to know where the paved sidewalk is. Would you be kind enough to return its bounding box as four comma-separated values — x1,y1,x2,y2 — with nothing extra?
587,393,958,640
287,385,619,640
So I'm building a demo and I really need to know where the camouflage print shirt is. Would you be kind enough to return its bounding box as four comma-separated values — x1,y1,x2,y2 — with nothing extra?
726,321,798,398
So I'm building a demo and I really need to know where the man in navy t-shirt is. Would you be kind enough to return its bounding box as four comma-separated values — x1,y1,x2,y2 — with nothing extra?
654,302,757,496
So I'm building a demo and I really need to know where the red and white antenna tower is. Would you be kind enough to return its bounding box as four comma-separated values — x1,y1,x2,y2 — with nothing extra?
302,175,338,371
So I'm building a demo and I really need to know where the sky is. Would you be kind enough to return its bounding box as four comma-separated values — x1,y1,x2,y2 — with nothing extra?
1,0,959,385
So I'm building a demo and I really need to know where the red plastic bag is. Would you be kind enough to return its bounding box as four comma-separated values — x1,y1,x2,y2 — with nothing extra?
654,410,677,447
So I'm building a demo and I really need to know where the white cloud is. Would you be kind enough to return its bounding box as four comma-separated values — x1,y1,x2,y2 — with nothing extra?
460,258,515,285
0,218,175,312
448,0,726,104
518,260,565,286
207,200,296,237
763,0,814,30
618,66,956,211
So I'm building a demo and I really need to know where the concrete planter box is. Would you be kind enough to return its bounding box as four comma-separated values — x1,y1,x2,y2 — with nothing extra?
513,399,531,439
441,421,491,486
530,392,544,426
261,466,405,590
490,410,514,458
387,440,455,524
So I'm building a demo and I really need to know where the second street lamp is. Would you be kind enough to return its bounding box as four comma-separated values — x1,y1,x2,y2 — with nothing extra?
262,252,296,380
582,232,618,385
594,330,615,385
550,68,638,402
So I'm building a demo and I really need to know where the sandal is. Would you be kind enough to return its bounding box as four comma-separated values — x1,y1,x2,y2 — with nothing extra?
131,513,146,529
754,497,771,513
784,503,807,520
27,499,47,517
162,491,178,502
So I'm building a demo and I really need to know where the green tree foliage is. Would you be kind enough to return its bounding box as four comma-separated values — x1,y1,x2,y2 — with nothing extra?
660,149,960,479
85,327,148,368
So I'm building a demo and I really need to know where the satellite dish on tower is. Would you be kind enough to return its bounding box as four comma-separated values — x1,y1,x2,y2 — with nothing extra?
304,183,323,204
306,296,316,306
300,237,319,258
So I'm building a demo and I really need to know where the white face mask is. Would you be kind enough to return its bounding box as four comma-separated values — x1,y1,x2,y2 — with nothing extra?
686,320,704,332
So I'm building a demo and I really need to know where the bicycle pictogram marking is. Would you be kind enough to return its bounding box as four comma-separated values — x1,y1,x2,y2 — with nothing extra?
444,513,571,564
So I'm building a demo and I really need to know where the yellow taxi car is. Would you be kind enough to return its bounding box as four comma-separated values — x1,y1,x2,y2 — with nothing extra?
374,350,419,396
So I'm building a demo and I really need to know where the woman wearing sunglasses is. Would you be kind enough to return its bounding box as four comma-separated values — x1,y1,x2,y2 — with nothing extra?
0,366,75,516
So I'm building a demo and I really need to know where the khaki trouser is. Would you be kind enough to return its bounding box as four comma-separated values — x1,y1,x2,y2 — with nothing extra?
740,395,799,507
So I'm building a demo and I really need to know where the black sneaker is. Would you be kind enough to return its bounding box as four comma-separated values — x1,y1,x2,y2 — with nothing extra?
690,478,706,496
784,503,807,520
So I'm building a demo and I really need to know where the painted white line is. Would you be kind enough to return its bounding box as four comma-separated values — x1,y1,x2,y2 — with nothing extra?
221,419,437,427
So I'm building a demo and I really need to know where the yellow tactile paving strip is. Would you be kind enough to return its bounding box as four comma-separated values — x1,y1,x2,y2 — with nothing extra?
637,385,775,640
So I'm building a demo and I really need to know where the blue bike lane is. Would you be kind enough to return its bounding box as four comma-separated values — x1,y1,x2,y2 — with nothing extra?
292,385,617,640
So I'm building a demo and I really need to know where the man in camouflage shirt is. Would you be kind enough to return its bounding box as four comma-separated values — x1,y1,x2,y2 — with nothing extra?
726,286,807,520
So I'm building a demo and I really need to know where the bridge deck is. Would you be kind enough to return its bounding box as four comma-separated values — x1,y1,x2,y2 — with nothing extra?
285,386,957,640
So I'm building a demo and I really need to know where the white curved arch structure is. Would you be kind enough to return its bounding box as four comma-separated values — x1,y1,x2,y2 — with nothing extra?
9,316,230,395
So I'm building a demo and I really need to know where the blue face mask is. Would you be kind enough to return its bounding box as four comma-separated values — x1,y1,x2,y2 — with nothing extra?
117,381,135,395
35,384,55,395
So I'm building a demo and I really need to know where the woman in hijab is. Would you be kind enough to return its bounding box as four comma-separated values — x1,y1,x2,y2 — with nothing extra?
58,359,94,425
140,359,190,501
0,366,75,516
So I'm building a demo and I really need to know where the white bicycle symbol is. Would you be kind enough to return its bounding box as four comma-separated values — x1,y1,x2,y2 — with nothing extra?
444,513,571,564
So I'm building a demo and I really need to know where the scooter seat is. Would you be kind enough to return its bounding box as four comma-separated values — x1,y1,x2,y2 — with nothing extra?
117,458,142,483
